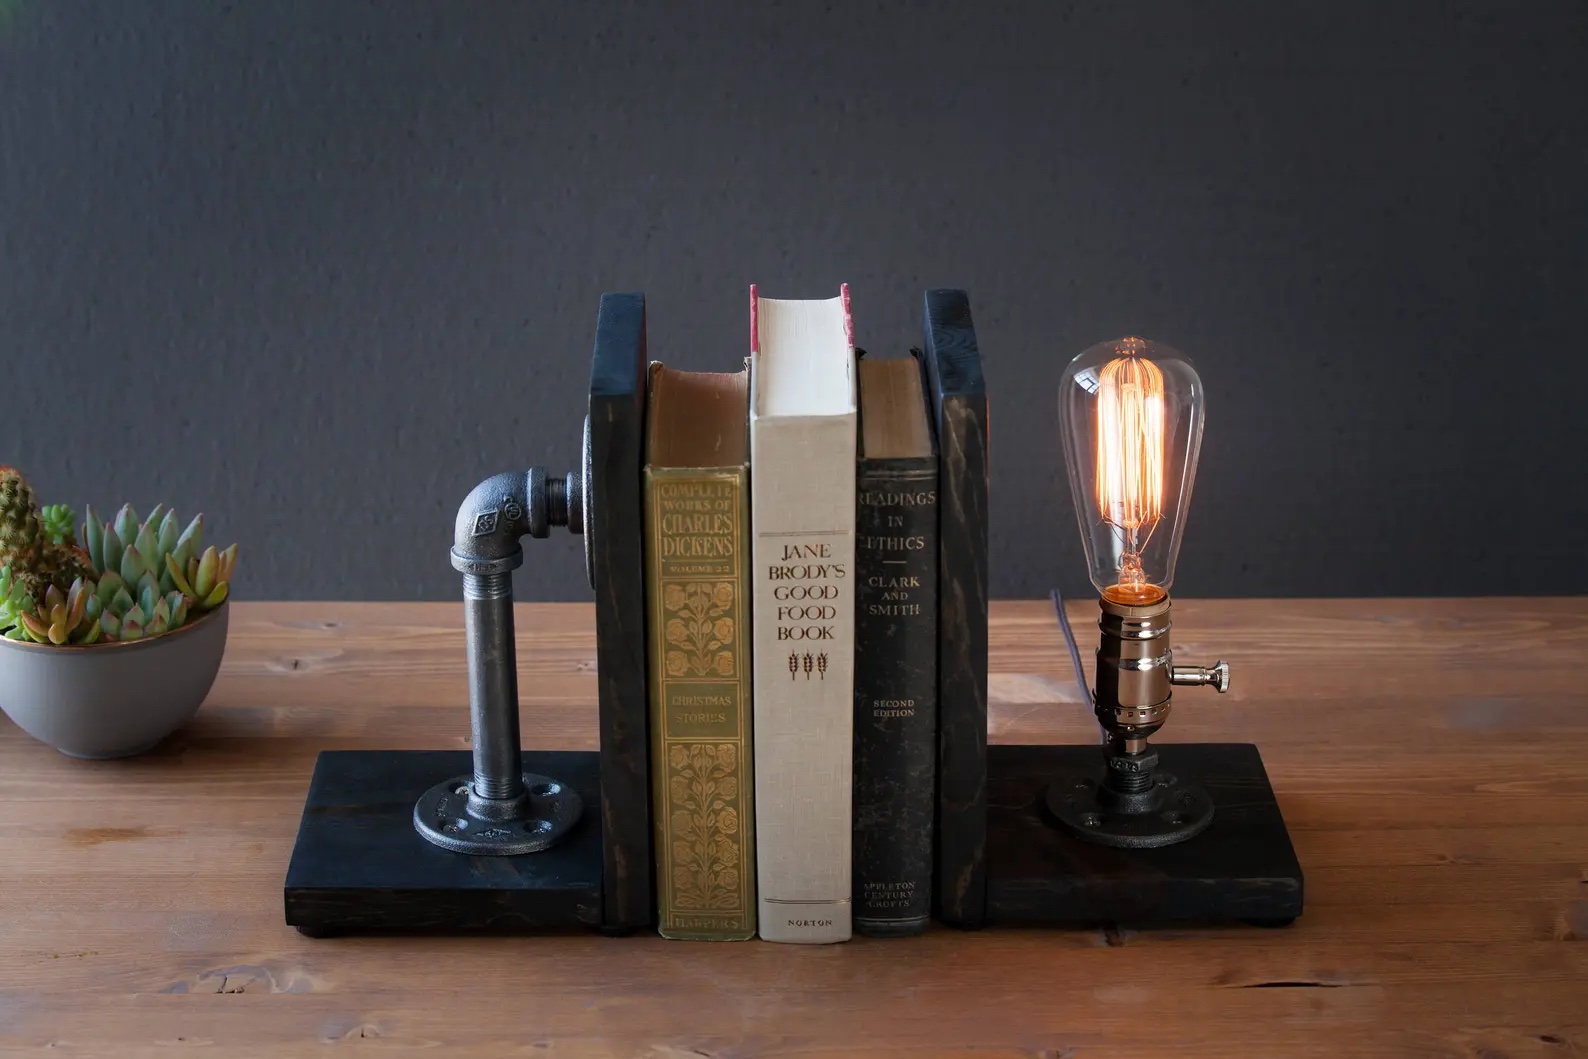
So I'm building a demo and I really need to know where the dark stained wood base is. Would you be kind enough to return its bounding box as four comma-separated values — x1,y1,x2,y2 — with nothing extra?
984,742,1304,926
284,750,607,936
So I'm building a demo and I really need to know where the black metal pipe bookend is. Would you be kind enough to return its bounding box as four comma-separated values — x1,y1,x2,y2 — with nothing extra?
1044,592,1230,849
413,438,593,856
285,291,653,937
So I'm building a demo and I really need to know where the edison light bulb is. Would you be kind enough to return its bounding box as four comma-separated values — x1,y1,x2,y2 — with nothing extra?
1048,335,1226,851
1059,336,1204,606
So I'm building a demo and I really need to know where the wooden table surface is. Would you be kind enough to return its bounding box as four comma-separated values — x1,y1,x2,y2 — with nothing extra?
1,599,1584,1057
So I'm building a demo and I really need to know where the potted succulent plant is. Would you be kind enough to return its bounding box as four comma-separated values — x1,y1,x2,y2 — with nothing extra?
0,466,237,758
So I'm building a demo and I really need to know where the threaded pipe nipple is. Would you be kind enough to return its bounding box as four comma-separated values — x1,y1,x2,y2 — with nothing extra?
463,571,513,601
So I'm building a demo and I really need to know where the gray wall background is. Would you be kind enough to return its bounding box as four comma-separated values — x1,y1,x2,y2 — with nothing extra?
4,1,1585,602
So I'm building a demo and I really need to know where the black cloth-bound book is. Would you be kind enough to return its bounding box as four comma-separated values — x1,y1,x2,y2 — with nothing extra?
852,352,939,936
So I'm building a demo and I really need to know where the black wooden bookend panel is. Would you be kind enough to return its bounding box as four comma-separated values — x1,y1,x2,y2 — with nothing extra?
284,750,604,937
588,292,654,932
984,743,1304,926
921,289,991,930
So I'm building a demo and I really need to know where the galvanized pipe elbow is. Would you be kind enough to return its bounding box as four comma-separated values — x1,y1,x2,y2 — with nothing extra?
451,469,537,573
451,466,584,574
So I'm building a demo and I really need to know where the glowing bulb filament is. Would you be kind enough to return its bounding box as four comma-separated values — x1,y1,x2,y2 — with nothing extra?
1095,349,1165,593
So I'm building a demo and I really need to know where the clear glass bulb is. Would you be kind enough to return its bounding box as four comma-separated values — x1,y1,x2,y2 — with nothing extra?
1059,336,1205,605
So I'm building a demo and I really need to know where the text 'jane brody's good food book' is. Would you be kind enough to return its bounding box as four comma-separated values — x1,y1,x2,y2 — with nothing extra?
748,285,858,944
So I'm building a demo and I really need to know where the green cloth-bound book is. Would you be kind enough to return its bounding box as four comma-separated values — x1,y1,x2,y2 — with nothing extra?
643,362,756,940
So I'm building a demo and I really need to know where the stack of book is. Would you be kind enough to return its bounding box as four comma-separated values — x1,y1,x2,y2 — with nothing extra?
644,285,983,943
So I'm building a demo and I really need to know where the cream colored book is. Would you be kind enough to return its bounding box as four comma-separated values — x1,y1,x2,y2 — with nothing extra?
748,285,858,944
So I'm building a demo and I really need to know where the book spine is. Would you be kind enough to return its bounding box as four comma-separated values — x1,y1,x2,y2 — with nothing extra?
751,415,857,943
645,467,756,940
852,460,938,936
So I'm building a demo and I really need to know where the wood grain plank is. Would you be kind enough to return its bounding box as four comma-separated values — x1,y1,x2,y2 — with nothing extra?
1,599,1585,1055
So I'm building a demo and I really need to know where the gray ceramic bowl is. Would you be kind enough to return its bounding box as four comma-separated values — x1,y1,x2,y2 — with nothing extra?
0,602,229,758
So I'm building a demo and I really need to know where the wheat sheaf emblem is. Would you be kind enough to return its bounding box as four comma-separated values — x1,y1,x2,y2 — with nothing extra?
787,652,828,680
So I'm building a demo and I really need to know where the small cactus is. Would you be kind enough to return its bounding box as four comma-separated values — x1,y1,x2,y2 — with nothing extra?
0,467,92,597
0,467,45,572
0,468,237,647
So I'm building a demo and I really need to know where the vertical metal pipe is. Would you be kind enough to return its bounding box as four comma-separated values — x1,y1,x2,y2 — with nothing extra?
463,570,523,801
416,464,588,855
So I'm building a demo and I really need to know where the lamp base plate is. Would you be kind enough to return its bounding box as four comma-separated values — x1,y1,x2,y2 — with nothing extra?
985,742,1303,926
1044,772,1216,848
413,771,585,856
284,750,606,936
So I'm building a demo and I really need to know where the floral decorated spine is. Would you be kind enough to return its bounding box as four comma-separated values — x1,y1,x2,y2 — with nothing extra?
643,363,756,940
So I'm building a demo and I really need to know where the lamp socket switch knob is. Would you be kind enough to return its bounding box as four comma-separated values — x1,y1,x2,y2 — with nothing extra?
1171,659,1230,694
